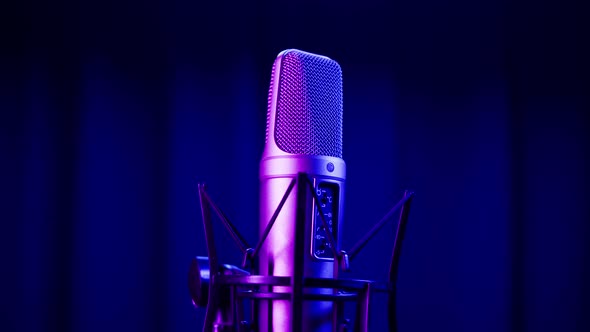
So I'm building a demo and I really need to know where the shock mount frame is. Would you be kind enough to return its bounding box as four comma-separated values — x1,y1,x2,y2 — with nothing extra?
192,172,414,332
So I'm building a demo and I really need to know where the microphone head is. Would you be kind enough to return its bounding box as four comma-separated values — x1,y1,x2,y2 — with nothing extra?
265,49,343,159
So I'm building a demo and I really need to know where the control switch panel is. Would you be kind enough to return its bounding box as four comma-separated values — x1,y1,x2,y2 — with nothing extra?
312,182,339,260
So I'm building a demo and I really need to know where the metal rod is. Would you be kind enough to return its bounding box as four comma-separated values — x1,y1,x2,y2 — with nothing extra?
251,177,297,260
355,282,371,332
208,190,251,251
388,190,414,332
198,184,219,332
292,173,307,332
202,190,250,254
348,193,414,261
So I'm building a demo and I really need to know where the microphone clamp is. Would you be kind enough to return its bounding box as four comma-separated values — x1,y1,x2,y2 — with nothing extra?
189,173,414,332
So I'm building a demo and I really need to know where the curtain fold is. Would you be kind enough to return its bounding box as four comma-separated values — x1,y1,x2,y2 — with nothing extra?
1,0,588,331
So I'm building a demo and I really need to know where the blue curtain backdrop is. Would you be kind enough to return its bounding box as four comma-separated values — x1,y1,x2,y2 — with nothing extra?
1,0,588,331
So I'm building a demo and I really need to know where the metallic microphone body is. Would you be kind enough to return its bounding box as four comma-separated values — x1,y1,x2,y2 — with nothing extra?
259,49,345,332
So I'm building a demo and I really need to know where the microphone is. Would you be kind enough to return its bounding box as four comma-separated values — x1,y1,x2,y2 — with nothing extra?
259,49,345,332
188,48,415,332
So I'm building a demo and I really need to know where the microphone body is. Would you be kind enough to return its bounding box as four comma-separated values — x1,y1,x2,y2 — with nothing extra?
259,49,345,332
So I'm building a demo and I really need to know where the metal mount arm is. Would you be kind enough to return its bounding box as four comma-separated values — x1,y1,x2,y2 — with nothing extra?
195,174,415,332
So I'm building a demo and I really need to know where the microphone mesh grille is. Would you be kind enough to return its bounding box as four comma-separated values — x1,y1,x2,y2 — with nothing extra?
265,59,277,144
274,50,343,158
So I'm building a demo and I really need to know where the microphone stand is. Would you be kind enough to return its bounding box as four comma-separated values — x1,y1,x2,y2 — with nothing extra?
191,173,414,332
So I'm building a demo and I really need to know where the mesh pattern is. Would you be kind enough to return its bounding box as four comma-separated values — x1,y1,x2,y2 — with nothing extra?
265,59,277,143
274,50,343,157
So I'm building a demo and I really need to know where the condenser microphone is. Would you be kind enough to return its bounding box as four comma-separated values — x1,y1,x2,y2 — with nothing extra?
259,49,345,332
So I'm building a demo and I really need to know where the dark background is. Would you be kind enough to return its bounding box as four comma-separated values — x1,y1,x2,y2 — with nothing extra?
1,0,589,331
